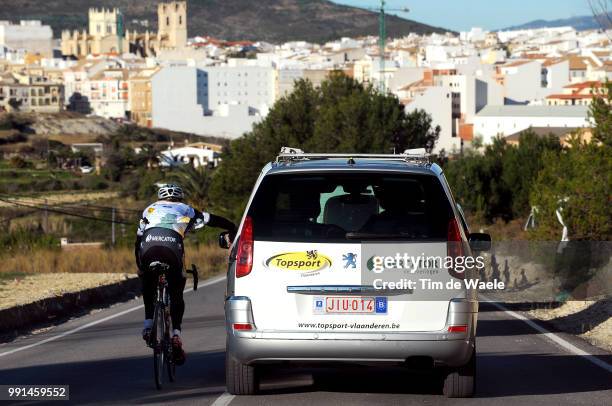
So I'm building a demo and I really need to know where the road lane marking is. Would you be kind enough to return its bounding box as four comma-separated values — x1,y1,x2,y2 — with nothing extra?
486,300,612,373
0,275,227,358
211,391,235,406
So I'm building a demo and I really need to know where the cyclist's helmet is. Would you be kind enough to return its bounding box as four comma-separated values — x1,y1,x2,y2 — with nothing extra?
158,184,184,201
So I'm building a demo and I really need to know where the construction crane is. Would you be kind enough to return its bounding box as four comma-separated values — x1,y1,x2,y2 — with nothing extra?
366,1,410,92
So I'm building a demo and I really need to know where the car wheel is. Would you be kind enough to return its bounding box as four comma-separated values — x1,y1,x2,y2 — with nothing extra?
443,349,475,398
226,350,258,395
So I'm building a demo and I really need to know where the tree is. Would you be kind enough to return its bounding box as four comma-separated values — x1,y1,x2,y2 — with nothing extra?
588,0,612,37
530,138,611,241
167,164,212,207
502,130,562,218
444,131,562,223
207,72,440,220
529,87,612,241
588,80,611,147
135,143,163,169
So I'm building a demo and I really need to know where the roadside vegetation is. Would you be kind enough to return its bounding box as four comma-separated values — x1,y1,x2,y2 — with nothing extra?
444,81,611,242
0,244,227,278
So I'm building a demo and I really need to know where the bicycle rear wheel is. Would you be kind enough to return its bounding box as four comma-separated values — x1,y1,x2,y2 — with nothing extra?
166,310,176,382
167,352,176,382
153,304,165,390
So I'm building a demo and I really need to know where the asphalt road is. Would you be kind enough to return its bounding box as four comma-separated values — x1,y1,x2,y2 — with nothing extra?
0,276,610,405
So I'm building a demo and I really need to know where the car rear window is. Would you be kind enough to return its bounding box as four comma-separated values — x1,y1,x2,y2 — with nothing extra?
247,172,454,243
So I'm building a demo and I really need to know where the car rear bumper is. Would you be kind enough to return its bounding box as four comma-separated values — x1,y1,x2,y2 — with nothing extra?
228,333,474,367
225,296,477,367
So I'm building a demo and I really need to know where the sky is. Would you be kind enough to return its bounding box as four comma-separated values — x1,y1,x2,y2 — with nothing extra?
332,0,594,32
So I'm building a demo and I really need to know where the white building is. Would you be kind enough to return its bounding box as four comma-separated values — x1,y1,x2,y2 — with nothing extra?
474,105,590,144
460,27,486,43
151,64,275,138
84,69,129,118
541,59,570,91
159,144,219,168
496,60,543,104
403,86,458,154
0,20,53,57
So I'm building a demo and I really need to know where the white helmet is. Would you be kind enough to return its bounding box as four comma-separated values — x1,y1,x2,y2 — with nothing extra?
158,184,184,200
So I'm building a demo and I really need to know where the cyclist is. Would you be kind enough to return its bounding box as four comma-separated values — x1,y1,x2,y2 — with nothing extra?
135,184,236,365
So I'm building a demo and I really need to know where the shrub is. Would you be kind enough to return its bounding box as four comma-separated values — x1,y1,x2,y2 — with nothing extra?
8,155,30,169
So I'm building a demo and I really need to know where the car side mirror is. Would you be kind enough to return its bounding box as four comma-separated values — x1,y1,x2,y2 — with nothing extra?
218,231,231,249
469,233,491,252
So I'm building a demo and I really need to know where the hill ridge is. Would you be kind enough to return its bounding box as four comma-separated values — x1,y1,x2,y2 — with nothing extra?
2,0,450,43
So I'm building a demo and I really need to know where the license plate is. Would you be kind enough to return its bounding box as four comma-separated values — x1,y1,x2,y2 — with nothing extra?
313,296,387,314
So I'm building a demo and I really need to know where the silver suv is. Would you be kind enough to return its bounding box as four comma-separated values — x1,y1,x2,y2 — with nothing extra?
222,148,491,398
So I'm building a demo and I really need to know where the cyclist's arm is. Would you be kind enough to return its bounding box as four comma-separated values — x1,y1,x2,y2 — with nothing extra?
134,235,142,272
135,215,148,272
192,209,237,236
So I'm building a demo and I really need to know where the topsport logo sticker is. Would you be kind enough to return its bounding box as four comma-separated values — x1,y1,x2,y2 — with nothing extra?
265,250,332,273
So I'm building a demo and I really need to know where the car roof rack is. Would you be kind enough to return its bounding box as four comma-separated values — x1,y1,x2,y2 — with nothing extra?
276,147,430,165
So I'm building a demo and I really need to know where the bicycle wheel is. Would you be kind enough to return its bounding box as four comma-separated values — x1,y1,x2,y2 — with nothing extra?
153,304,165,390
167,349,176,382
166,311,176,382
163,289,176,382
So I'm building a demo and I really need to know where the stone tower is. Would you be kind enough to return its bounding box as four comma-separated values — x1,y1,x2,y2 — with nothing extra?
157,1,187,49
88,8,120,37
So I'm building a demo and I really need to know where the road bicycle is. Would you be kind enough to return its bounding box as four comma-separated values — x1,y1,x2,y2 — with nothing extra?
147,262,199,390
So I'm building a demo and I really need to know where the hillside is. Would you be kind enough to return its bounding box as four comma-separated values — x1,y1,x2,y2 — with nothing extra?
500,14,604,31
2,0,449,43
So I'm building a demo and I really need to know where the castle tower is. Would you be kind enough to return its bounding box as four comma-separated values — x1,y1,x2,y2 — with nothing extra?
88,7,119,37
157,1,187,49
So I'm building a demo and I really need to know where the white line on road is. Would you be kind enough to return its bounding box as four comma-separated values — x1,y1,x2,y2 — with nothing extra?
211,391,236,406
486,300,612,374
0,275,227,358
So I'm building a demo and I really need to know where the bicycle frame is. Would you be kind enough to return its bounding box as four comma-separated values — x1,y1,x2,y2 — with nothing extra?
150,272,176,389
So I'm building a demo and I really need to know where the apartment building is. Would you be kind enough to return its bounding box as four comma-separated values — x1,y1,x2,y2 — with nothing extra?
0,74,63,113
0,20,53,57
63,60,130,118
151,64,275,138
546,81,604,106
129,67,160,127
495,60,543,104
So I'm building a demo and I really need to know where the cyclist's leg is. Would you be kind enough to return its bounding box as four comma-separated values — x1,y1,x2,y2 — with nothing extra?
167,270,187,332
167,269,187,364
140,271,156,335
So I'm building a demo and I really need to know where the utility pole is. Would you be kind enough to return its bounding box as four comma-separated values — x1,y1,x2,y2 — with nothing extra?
111,207,116,246
43,199,48,233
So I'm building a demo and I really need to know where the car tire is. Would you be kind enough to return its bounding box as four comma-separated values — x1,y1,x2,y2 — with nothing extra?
226,350,258,395
443,349,475,398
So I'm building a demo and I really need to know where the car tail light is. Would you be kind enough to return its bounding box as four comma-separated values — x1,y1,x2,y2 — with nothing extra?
233,323,254,331
447,218,465,279
447,325,468,333
235,216,253,278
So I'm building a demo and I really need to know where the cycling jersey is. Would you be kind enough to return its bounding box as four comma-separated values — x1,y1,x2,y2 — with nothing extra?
137,201,210,238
